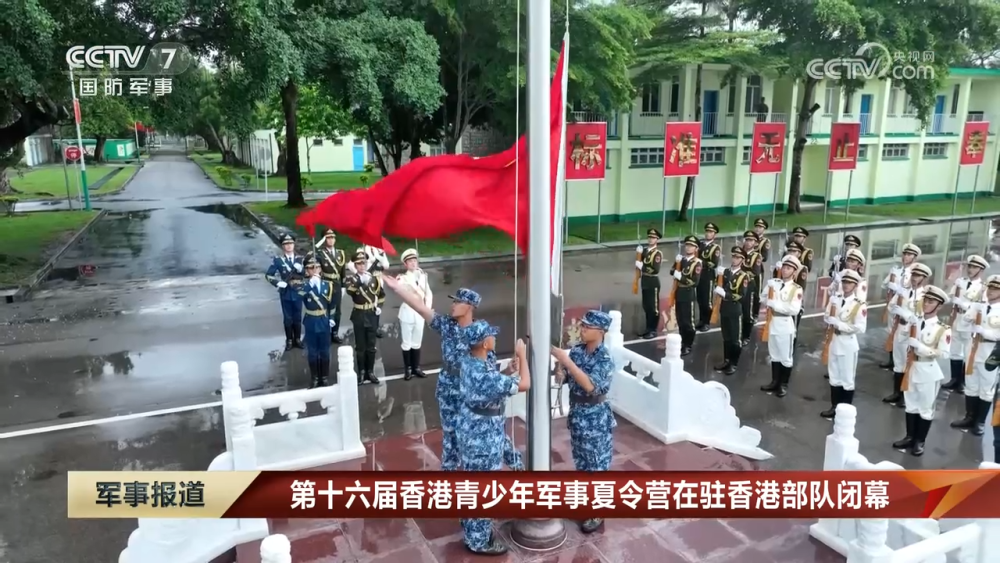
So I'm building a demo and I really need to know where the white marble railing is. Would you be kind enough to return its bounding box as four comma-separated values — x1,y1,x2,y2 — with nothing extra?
810,404,1000,563
261,534,292,563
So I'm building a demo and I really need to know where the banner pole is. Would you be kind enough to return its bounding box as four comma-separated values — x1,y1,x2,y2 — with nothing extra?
596,179,603,244
744,175,754,232
563,180,569,245
844,169,854,224
822,171,832,223
770,173,779,228
661,177,667,236
690,177,696,233
971,165,982,214
951,167,962,217
61,146,74,210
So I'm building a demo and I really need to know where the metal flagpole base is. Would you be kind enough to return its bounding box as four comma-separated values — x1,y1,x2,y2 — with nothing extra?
510,518,567,551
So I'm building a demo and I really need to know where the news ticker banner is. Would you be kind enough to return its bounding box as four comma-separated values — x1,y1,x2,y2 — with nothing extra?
67,470,1000,520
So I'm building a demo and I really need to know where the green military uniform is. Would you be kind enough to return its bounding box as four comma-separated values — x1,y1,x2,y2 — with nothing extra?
672,235,703,354
639,228,663,339
715,247,751,375
314,229,348,344
696,223,722,332
789,227,814,330
345,251,386,385
741,230,763,346
753,218,772,263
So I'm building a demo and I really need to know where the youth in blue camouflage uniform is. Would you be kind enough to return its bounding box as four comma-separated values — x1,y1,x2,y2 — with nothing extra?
551,310,616,534
297,256,335,388
264,233,305,351
380,279,524,471
457,321,530,555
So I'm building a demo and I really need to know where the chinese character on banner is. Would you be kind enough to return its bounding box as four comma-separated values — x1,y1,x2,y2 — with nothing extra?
749,122,787,174
827,122,861,171
79,78,98,97
960,121,989,166
565,122,607,181
129,78,150,96
104,78,123,96
664,122,701,177
153,78,173,97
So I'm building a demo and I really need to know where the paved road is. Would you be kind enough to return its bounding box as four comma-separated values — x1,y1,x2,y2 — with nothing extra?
0,151,997,562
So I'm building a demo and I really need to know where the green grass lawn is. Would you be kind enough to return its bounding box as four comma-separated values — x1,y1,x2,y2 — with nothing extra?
9,165,120,199
0,210,98,287
850,196,1000,218
192,152,381,192
246,201,591,258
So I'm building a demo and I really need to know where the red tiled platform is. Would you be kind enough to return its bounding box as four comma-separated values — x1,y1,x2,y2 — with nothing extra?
234,417,843,563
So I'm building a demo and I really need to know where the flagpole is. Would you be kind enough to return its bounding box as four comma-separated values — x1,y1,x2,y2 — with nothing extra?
510,0,567,550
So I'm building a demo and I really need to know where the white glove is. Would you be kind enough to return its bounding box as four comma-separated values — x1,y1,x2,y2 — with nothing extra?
635,260,643,270
294,263,303,272
375,306,382,316
974,325,985,335
636,245,643,253
329,319,336,328
955,298,969,310
309,277,320,288
768,278,781,289
673,271,682,281
833,254,842,262
277,281,288,289
825,316,837,326
360,273,371,284
715,266,725,276
675,254,683,262
766,299,776,310
898,310,913,323
714,286,726,297
889,282,902,293
908,337,924,350
342,288,348,297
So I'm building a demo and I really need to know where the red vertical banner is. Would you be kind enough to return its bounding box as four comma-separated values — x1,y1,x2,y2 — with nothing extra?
663,122,702,177
828,122,861,171
960,121,989,166
749,122,787,174
73,99,81,124
565,122,607,181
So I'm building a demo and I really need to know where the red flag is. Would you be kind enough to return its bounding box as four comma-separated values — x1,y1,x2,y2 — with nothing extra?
297,39,568,258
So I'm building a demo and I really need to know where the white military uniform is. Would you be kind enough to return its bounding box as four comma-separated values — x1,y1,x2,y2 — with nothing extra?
761,277,803,367
883,264,913,328
949,276,986,361
827,294,868,391
904,316,951,420
398,268,432,350
891,285,926,374
968,301,1000,402
831,270,868,302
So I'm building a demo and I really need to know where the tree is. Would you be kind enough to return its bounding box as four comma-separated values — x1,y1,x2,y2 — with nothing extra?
297,84,359,173
742,0,1000,213
77,83,134,162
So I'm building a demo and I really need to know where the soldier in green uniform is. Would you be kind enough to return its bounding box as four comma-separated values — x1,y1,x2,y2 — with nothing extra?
790,227,814,331
636,228,663,339
714,246,751,375
696,223,722,332
314,229,347,344
345,251,385,385
741,231,764,347
753,218,772,263
671,235,703,355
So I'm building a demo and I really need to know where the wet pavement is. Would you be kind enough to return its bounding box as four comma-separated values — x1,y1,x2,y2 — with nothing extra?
2,152,999,562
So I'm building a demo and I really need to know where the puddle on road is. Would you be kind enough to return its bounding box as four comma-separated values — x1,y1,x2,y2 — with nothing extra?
189,203,257,228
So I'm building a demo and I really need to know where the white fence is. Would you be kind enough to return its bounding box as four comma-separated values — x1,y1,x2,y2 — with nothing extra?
809,403,1000,563
261,534,291,563
119,346,366,563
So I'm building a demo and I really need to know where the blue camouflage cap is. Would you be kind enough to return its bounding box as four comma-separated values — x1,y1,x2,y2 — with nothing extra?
448,288,481,307
580,310,612,331
463,320,499,347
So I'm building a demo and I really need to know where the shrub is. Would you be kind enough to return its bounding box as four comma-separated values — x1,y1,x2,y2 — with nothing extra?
0,196,18,217
359,174,370,188
216,166,234,186
363,162,375,174
301,175,313,188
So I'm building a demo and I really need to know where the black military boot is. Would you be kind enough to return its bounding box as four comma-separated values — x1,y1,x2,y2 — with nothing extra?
291,325,305,349
841,389,855,406
883,372,903,405
580,518,604,534
821,386,840,419
893,413,917,450
411,348,426,378
402,349,414,381
775,365,791,398
317,360,330,387
911,417,932,457
995,444,1000,464
714,348,731,372
942,360,965,393
356,354,365,385
761,362,781,392
331,327,343,345
879,353,894,370
951,396,977,430
972,399,990,436
284,326,294,351
365,354,380,384
307,360,321,389
724,345,740,375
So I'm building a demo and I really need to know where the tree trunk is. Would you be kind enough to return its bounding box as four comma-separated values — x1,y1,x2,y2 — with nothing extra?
94,137,107,163
281,80,306,208
306,143,312,174
444,136,459,154
274,133,287,176
788,78,819,214
368,127,390,176
677,64,703,222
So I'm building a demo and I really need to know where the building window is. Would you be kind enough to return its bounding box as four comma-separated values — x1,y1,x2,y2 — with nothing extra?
882,143,909,159
887,88,899,116
951,84,960,115
641,84,661,114
428,145,445,156
669,81,680,114
741,146,751,163
905,94,917,114
823,84,837,114
912,236,937,255
857,145,869,160
332,138,344,146
949,230,971,253
312,138,324,146
870,240,897,261
353,138,363,146
744,76,762,114
630,147,664,166
923,143,947,158
701,146,726,164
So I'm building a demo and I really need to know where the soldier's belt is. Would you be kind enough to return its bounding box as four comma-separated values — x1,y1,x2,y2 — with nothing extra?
677,283,696,289
914,357,935,363
570,394,606,405
353,303,377,310
641,273,658,277
468,405,503,417
305,309,328,317
772,313,791,317
321,274,340,281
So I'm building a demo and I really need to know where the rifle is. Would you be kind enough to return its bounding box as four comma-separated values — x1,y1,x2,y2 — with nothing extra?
884,292,905,352
821,301,837,365
948,283,963,326
901,317,920,391
664,258,683,321
760,284,775,342
881,273,897,324
631,248,642,295
966,305,984,375
709,268,724,325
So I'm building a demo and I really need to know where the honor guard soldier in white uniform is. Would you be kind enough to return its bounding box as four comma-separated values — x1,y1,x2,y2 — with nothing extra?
827,234,862,278
314,229,348,344
943,254,989,394
821,269,867,418
760,255,804,398
952,274,1000,436
397,248,433,381
829,246,867,300
885,262,931,407
893,285,951,457
880,243,922,371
